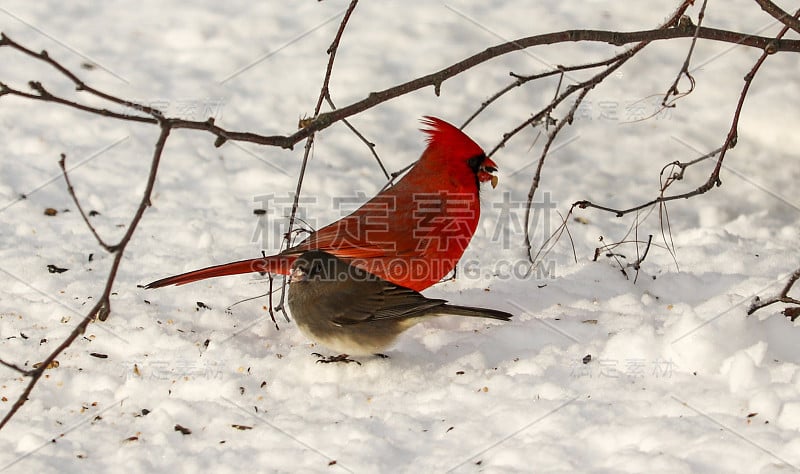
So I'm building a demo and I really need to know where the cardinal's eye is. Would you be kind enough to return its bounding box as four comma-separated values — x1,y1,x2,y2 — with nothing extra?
467,154,486,174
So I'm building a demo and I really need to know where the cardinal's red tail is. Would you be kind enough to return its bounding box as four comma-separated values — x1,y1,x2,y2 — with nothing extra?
143,254,296,289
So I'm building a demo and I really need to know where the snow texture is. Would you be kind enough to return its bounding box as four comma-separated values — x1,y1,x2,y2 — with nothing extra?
1,1,799,472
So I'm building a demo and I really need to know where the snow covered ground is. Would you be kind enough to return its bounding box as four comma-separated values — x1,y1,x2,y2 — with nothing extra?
1,1,799,472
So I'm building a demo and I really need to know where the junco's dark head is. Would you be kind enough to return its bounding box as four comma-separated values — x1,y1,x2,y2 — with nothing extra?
288,250,511,358
290,250,374,284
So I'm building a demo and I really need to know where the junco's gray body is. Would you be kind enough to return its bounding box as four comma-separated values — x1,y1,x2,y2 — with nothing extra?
287,250,512,356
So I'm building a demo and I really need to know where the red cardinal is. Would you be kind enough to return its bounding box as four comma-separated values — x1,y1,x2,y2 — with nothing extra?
145,117,499,292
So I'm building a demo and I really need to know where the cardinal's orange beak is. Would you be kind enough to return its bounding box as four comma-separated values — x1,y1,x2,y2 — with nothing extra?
478,157,499,188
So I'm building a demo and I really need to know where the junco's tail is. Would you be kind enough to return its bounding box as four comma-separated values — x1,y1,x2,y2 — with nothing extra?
437,305,512,321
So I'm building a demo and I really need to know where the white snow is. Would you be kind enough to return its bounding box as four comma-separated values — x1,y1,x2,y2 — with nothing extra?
1,1,799,472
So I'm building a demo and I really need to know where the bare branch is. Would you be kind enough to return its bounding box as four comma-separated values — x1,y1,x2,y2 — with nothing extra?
0,80,157,123
658,146,724,191
3,24,799,150
0,124,171,431
520,0,695,262
576,9,800,219
313,0,359,115
753,0,800,34
0,358,31,375
748,267,800,318
0,33,163,119
296,24,800,148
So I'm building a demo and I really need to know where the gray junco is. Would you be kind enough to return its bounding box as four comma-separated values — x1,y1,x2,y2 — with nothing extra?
287,250,512,360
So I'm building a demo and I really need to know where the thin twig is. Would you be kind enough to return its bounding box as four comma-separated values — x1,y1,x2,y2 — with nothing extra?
275,133,316,322
530,207,578,272
753,0,800,33
379,161,416,193
266,273,279,331
462,51,636,129
661,0,707,108
594,235,631,279
59,153,116,252
631,234,654,284
0,358,31,375
659,146,724,190
276,0,360,322
747,267,800,316
522,86,591,262
654,145,722,267
489,26,662,158
657,198,679,270
325,95,390,180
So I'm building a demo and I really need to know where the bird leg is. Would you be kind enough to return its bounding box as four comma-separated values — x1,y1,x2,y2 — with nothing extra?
312,353,361,365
